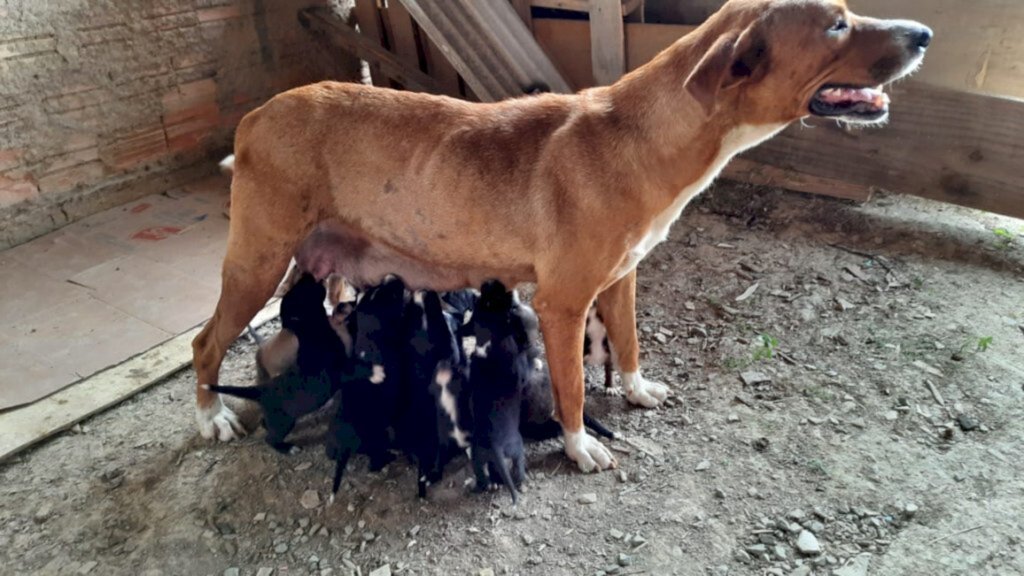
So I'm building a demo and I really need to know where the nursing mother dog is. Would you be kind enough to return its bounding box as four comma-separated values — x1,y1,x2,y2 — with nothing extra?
193,0,931,472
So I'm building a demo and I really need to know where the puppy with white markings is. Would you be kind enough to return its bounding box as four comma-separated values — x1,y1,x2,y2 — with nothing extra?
400,290,473,498
326,275,408,494
205,274,345,453
583,304,614,390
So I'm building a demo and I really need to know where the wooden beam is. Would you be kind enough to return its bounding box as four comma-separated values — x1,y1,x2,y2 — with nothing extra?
385,0,421,70
298,7,443,94
0,301,280,463
352,0,386,85
722,159,871,202
589,0,625,85
743,82,1024,219
530,0,643,16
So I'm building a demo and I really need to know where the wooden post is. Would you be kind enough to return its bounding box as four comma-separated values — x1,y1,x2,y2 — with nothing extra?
589,0,625,85
353,0,386,85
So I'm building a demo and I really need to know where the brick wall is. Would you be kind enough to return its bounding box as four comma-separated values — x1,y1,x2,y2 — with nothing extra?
0,0,359,248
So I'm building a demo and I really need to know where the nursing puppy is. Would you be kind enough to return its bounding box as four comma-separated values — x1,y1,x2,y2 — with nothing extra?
326,276,408,494
206,274,344,453
519,355,618,443
401,290,473,498
466,280,532,503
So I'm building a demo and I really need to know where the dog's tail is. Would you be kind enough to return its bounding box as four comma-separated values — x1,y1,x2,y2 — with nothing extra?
219,154,235,175
202,383,262,402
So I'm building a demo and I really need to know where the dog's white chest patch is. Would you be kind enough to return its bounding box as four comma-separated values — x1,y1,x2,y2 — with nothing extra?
614,123,786,280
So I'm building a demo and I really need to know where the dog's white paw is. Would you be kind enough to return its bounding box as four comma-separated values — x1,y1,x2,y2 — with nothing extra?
621,371,669,408
602,385,624,397
196,395,245,441
564,429,617,473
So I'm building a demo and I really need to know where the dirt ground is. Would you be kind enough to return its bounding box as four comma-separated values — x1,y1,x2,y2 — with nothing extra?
2,181,1023,576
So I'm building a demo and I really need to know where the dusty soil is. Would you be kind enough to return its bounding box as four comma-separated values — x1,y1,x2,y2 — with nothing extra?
2,182,1023,576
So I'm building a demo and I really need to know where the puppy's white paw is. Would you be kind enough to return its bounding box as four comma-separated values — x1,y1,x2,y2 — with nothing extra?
196,395,245,441
564,429,617,473
621,372,669,408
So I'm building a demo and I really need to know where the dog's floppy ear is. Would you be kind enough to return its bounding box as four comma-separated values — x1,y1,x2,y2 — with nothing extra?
685,24,769,115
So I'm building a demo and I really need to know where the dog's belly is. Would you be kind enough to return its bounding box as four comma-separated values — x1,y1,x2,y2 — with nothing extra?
294,222,534,291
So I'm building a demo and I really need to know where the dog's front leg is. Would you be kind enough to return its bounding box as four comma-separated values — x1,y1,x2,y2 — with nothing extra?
596,269,669,407
534,293,616,472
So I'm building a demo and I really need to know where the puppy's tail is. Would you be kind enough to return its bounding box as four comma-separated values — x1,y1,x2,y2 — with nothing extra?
246,324,264,346
583,412,618,440
491,454,519,505
331,449,353,495
219,154,235,175
203,383,262,402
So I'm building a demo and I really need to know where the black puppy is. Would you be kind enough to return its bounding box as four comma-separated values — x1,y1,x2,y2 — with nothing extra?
400,290,473,498
465,280,536,504
206,274,344,453
326,275,407,494
518,354,618,443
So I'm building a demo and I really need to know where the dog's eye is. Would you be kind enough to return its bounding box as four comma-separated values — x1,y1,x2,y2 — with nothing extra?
829,19,849,33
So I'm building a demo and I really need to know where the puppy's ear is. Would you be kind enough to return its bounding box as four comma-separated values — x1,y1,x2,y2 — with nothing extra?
685,24,769,115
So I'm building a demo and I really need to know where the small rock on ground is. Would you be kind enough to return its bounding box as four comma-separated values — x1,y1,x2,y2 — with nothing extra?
368,565,392,576
695,460,711,472
256,569,274,576
834,554,871,576
223,569,240,576
300,490,320,510
479,569,495,576
578,493,598,505
796,530,821,555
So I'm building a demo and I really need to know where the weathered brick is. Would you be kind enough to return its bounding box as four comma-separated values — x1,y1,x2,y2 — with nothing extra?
37,161,104,195
0,35,57,60
101,124,169,170
0,149,23,172
197,4,242,23
0,174,39,209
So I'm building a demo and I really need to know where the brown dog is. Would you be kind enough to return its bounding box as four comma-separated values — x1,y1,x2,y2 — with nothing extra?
193,0,930,471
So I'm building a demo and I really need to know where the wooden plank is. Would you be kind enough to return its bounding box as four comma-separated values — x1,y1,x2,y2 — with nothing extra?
299,7,443,94
743,82,1024,219
533,19,694,89
0,301,280,463
423,38,463,97
530,0,644,16
352,0,386,86
721,159,871,202
384,0,423,88
589,0,625,85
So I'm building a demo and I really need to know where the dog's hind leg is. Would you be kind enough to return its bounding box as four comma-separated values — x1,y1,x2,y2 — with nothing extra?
596,270,669,408
192,174,306,441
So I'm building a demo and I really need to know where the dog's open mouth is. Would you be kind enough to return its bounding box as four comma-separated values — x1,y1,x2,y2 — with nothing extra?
810,84,891,122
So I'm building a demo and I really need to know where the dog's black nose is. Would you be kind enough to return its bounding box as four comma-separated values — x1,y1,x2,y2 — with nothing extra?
913,26,933,49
